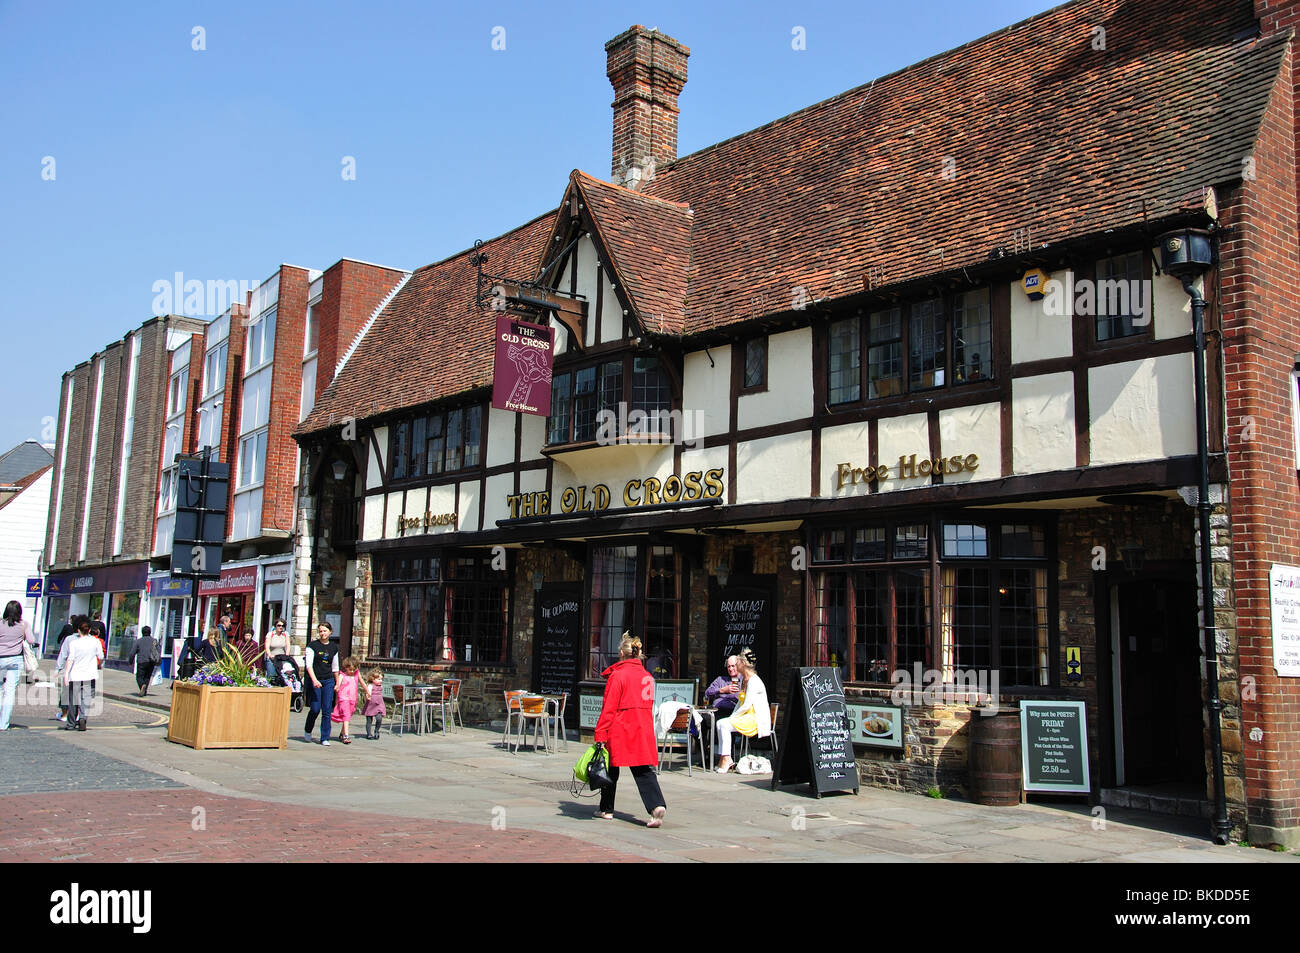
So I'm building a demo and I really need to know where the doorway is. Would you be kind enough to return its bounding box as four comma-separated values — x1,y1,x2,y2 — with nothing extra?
1109,574,1204,789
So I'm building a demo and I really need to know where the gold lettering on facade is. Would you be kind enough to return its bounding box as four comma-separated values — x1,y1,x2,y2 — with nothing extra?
835,453,979,489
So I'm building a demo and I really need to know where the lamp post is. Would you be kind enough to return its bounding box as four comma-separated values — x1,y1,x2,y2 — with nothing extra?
1157,226,1230,845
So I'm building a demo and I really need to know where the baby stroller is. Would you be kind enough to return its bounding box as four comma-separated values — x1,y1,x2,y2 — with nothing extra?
269,657,304,712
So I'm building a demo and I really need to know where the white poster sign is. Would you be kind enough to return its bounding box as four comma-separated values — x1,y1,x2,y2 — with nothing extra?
1269,564,1300,677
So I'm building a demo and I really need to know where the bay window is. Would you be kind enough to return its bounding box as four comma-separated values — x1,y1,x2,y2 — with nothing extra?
389,404,484,481
548,354,673,446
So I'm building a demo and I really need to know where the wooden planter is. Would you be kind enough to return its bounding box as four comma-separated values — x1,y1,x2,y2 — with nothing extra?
168,682,291,750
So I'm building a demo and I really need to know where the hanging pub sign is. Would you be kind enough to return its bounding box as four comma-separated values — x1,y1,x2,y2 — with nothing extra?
772,667,860,797
491,315,554,417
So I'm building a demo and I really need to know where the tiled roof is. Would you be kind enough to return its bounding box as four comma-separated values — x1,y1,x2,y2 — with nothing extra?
641,0,1285,334
299,0,1286,431
572,172,693,335
0,440,54,484
299,211,557,435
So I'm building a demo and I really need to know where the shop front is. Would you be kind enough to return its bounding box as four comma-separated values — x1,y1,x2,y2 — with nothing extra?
196,565,258,640
44,562,148,669
145,573,193,678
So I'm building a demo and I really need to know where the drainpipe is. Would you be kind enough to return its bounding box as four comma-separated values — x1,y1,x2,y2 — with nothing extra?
1184,276,1231,846
305,444,323,639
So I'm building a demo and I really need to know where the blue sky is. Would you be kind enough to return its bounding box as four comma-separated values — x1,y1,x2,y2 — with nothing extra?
0,0,1061,453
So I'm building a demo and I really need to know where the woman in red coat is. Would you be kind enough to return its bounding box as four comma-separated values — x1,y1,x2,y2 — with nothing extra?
593,633,667,827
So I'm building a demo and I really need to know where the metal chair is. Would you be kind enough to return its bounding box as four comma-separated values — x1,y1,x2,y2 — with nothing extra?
442,678,464,732
657,706,705,776
502,690,526,750
543,692,569,752
514,694,550,753
737,703,780,760
392,684,424,736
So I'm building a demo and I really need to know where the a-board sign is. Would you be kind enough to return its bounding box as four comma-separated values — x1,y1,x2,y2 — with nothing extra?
772,667,859,797
533,584,583,725
1020,700,1090,793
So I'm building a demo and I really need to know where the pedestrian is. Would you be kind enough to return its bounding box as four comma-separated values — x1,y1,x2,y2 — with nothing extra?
263,618,299,682
0,600,38,731
232,628,260,670
56,614,75,645
331,655,363,744
592,632,667,827
88,611,106,699
128,625,160,697
195,626,222,665
54,617,78,722
63,618,104,731
303,621,340,746
362,668,385,739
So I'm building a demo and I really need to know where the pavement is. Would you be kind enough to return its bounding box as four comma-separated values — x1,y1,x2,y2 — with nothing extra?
4,667,1299,864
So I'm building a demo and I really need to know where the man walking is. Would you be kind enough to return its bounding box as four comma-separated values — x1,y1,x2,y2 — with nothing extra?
129,625,160,697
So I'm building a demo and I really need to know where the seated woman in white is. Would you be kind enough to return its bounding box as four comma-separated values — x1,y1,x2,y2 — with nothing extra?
714,649,770,773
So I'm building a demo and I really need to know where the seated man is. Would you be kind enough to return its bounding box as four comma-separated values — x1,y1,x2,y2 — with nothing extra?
704,656,742,716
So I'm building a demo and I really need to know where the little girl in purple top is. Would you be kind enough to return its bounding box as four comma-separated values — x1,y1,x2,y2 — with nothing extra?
362,668,386,739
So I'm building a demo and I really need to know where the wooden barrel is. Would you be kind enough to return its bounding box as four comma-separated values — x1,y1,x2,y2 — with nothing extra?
968,708,1023,806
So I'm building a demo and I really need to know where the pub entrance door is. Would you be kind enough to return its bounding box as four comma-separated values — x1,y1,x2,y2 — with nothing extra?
1109,573,1204,788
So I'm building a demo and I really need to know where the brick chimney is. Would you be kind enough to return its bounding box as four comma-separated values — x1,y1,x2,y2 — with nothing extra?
606,26,689,190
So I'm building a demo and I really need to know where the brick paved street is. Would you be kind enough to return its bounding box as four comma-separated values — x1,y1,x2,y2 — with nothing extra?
4,669,1298,864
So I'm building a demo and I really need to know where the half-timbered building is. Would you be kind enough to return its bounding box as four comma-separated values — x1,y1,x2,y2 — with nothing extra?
296,0,1300,846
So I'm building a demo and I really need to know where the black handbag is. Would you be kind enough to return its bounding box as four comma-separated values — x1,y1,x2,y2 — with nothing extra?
587,743,614,791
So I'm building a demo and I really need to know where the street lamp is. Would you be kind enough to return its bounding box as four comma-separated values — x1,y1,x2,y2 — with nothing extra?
1157,225,1229,845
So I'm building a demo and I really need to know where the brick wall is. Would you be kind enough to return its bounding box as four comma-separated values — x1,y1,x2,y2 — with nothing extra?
605,26,689,186
317,260,408,398
1217,40,1300,841
262,266,310,534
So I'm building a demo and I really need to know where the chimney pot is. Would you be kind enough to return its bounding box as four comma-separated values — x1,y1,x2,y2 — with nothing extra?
606,26,689,189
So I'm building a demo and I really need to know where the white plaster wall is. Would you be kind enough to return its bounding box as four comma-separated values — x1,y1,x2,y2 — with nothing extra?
820,421,872,498
519,468,547,495
683,346,732,438
570,236,623,348
486,408,516,469
736,433,812,503
599,269,622,345
1012,270,1074,364
552,445,675,507
738,328,813,430
1089,354,1197,464
361,494,383,541
679,445,729,489
426,484,457,527
1152,261,1200,340
938,402,1001,483
457,480,480,532
1012,373,1076,474
367,425,388,490
383,490,403,539
483,473,514,528
875,413,931,494
520,412,546,461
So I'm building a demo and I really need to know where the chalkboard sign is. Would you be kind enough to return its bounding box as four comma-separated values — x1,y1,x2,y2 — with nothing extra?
709,582,774,684
1019,700,1090,793
772,667,860,797
533,584,583,726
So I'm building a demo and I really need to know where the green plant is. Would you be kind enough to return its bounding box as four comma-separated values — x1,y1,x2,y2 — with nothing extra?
188,645,270,688
926,786,944,799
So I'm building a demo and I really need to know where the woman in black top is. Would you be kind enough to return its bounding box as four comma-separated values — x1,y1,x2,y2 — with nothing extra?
303,621,340,745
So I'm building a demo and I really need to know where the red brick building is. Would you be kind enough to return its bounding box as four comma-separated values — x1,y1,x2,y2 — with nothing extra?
283,0,1296,846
